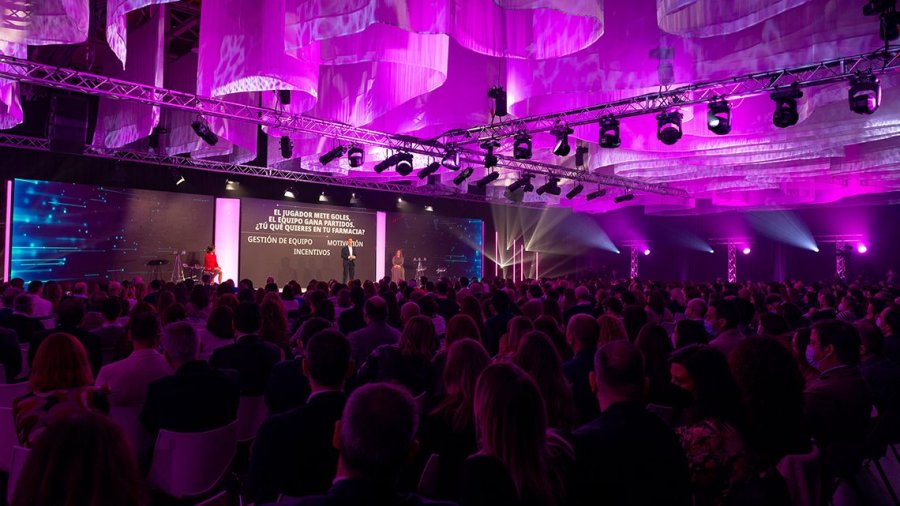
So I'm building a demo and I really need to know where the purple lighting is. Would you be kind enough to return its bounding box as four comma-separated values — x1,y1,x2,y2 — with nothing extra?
742,247,751,255
643,249,651,256
857,244,868,254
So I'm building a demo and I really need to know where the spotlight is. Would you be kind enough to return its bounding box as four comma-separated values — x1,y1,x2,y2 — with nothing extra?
475,171,500,187
566,184,584,200
536,177,561,196
507,175,533,193
813,247,820,253
849,73,881,115
373,153,400,174
418,161,441,179
513,131,532,160
280,136,293,158
614,193,634,204
656,111,683,145
482,140,500,168
643,249,651,256
599,117,621,148
191,117,218,146
551,125,574,156
395,153,414,176
319,192,328,202
319,145,345,166
173,173,185,187
283,187,296,199
707,100,732,135
585,188,607,200
225,179,238,191
742,247,751,255
709,249,715,254
771,86,803,128
858,244,868,254
575,145,588,167
425,205,434,212
441,149,459,170
453,167,474,185
347,146,364,167
488,86,508,117
397,197,403,203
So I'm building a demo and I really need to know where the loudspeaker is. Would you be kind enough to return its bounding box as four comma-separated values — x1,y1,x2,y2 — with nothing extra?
48,95,89,154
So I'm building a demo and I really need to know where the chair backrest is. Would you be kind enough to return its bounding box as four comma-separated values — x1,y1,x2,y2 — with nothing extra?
0,383,30,408
193,490,228,506
0,407,17,473
6,445,30,505
776,444,823,506
146,421,238,499
109,406,155,457
417,453,440,499
16,343,29,381
236,395,268,442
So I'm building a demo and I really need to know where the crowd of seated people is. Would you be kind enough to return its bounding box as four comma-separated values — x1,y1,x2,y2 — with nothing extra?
0,273,898,505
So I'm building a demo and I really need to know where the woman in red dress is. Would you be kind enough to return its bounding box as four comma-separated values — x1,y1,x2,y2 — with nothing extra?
204,245,223,284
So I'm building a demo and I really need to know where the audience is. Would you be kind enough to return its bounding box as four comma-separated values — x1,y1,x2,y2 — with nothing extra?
210,301,283,395
513,331,577,430
357,315,435,395
563,314,602,424
29,297,103,376
707,300,743,359
347,296,400,367
93,296,129,364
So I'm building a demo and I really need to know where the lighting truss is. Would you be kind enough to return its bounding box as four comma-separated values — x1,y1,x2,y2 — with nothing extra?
0,55,685,198
440,48,900,146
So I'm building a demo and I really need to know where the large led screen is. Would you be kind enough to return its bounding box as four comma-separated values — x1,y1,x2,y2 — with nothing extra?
386,213,483,281
239,198,378,286
10,179,214,282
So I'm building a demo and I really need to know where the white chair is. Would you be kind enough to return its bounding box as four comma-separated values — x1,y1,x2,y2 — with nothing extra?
15,343,29,381
777,445,823,506
236,395,268,442
417,453,441,499
146,421,238,499
193,490,228,506
0,407,17,473
0,382,30,408
109,406,154,456
6,445,29,505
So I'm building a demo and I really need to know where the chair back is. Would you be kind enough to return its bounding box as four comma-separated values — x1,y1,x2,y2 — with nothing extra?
6,445,29,505
193,490,228,506
0,407,17,472
776,445,823,506
146,421,238,498
16,343,28,381
236,395,268,442
0,383,30,408
417,453,441,499
109,406,155,456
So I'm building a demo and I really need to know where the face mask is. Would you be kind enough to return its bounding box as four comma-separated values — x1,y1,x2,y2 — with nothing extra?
704,320,715,335
838,303,846,312
876,318,882,327
805,345,820,371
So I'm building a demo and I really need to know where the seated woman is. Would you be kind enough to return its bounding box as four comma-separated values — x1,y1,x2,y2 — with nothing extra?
204,245,224,284
13,333,109,447
357,315,435,396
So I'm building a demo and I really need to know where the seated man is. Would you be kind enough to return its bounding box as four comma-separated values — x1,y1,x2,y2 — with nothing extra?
562,314,601,424
250,330,353,502
571,340,691,506
346,296,399,368
141,322,240,434
92,296,129,365
275,383,454,506
1,293,44,345
30,297,103,376
210,302,283,395
95,311,172,408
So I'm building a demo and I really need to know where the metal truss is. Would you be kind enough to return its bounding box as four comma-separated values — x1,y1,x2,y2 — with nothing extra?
629,247,639,279
441,48,900,146
0,133,548,207
0,55,686,198
727,243,737,283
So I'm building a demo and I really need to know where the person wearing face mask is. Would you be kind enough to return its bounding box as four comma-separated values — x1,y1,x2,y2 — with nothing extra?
803,320,873,484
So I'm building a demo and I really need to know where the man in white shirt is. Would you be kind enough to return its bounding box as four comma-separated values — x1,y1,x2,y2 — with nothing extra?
95,310,172,407
26,281,53,319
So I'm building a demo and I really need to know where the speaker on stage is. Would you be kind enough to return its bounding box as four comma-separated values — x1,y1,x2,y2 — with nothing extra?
48,95,90,154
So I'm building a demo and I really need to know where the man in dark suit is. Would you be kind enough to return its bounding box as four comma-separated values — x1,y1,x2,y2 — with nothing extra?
210,302,283,395
277,383,454,506
563,314,601,424
30,297,103,376
1,293,44,344
571,341,691,506
250,330,354,502
346,296,399,368
340,238,356,284
563,286,596,324
141,322,240,434
484,291,515,356
0,326,21,383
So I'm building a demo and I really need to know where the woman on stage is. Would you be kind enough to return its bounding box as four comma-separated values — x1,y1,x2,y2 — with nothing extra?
391,249,405,282
204,245,223,284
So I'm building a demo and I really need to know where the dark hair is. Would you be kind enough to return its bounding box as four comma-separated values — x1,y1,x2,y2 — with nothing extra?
884,307,900,335
161,302,187,325
594,340,645,399
857,320,885,357
129,311,161,345
431,339,490,432
100,296,121,322
674,319,707,349
189,285,209,311
622,306,648,342
206,305,234,340
11,412,144,506
513,331,577,430
13,293,32,315
306,330,351,387
712,299,740,329
567,314,600,349
234,302,261,334
812,319,861,366
298,317,333,350
26,280,42,294
364,296,388,322
57,297,86,328
758,312,789,336
635,324,673,385
670,344,745,427
399,315,436,360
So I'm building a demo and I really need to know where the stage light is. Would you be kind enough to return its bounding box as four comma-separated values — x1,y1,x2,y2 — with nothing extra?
599,117,621,148
475,171,500,187
488,86,508,117
575,146,588,167
566,184,584,199
585,188,607,200
656,111,683,145
454,167,474,185
319,192,328,202
373,153,399,174
813,247,820,253
191,117,218,145
507,175,533,193
395,152,414,176
643,249,651,256
418,161,441,179
551,125,574,156
173,173,185,187
283,187,296,199
865,1,900,40
441,149,459,170
849,73,881,115
319,145,345,166
614,193,634,204
280,136,293,158
707,100,732,135
709,249,715,254
513,131,532,160
858,244,868,254
347,146,364,167
771,86,803,128
425,205,434,212
536,177,561,196
397,197,403,203
482,140,499,168
225,179,238,191
742,247,751,255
